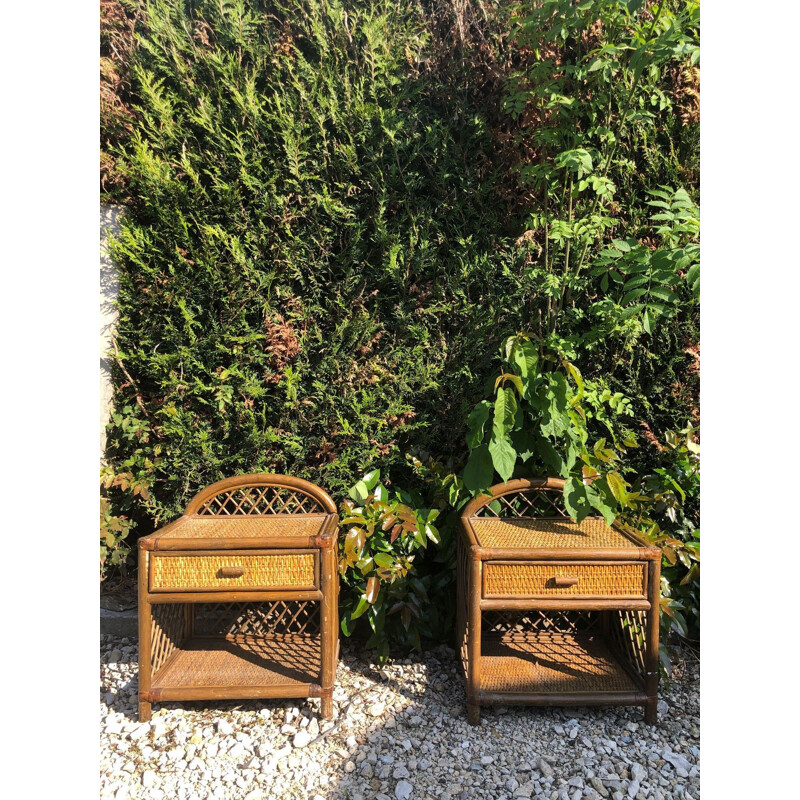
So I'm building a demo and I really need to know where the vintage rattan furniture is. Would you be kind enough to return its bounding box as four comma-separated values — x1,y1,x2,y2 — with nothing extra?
137,474,339,721
457,478,661,725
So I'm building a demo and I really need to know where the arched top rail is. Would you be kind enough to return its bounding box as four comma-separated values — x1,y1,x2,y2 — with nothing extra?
184,473,337,517
461,477,567,520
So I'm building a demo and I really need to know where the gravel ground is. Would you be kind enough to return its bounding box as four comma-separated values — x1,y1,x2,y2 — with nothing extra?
100,636,699,800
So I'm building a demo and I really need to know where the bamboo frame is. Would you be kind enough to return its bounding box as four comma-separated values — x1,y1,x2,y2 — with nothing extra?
138,474,339,723
458,478,661,725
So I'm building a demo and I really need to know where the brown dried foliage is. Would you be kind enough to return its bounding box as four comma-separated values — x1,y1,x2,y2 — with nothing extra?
640,421,664,452
101,0,141,194
671,64,700,126
264,314,302,383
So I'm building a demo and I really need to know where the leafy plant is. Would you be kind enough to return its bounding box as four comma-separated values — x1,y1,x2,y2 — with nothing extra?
620,421,700,670
462,333,636,524
338,469,441,661
100,493,136,580
101,403,161,578
505,0,700,370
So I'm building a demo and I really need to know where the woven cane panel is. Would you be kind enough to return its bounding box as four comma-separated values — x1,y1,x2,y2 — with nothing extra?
471,517,636,550
483,562,646,598
197,486,324,515
152,635,321,688
160,515,327,540
192,601,320,637
479,635,641,694
150,553,316,591
150,603,185,672
482,609,601,640
473,490,568,519
608,609,647,679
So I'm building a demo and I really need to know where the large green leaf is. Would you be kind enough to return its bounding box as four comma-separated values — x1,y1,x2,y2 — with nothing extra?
361,469,381,490
351,594,370,620
510,428,536,462
466,401,491,449
463,444,494,492
585,482,617,526
493,387,518,439
489,435,517,482
512,338,539,381
535,434,567,477
563,477,592,523
605,471,629,505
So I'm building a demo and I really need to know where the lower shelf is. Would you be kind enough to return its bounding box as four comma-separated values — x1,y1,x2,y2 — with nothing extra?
477,634,642,696
152,634,321,694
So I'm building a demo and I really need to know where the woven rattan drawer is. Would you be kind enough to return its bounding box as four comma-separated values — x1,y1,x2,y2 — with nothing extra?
482,560,647,600
149,550,318,593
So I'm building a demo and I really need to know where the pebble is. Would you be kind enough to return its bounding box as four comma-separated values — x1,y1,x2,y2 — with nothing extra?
293,730,313,748
538,758,555,778
128,723,150,741
395,780,413,800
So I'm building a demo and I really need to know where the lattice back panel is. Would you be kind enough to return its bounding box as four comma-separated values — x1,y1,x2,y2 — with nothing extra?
482,609,601,641
196,486,325,516
472,489,567,519
607,609,647,679
192,601,320,638
151,603,185,673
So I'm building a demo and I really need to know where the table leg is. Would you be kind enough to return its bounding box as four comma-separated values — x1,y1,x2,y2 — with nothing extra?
467,555,482,725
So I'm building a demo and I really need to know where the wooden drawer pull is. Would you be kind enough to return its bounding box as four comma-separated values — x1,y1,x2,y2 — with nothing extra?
218,566,245,578
553,575,579,587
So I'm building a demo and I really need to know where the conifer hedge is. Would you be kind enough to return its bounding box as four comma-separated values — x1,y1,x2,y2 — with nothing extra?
102,0,699,573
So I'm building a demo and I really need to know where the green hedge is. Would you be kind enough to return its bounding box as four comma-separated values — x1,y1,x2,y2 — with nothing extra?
102,0,699,575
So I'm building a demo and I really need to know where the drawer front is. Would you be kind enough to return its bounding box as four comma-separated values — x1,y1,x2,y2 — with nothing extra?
149,550,318,592
482,561,646,599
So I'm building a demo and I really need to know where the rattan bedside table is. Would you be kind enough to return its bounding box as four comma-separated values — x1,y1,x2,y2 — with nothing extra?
137,474,339,721
457,478,661,726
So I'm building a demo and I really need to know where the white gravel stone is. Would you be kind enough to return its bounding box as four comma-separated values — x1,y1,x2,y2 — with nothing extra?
141,770,157,788
293,730,313,748
128,723,150,741
395,779,413,800
538,758,555,778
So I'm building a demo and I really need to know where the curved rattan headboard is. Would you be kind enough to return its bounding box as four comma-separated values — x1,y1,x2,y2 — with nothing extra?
460,477,567,519
184,473,337,516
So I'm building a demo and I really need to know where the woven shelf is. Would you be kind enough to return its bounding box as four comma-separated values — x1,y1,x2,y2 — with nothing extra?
477,634,642,696
152,635,321,691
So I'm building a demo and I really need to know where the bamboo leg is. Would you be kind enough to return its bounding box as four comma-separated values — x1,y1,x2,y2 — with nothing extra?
319,544,337,719
644,558,661,725
456,540,465,669
466,555,482,725
320,693,333,719
138,546,153,722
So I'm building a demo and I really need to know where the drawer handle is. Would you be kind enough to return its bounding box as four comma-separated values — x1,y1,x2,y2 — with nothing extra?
553,575,579,587
218,566,245,579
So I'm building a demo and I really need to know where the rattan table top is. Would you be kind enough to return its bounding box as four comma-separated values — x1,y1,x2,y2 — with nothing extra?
468,516,640,550
152,514,329,541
